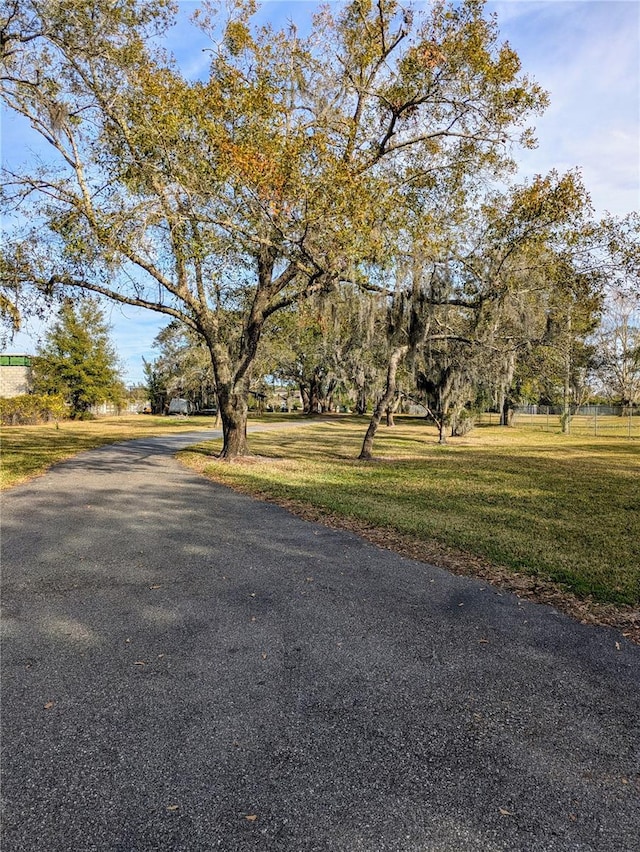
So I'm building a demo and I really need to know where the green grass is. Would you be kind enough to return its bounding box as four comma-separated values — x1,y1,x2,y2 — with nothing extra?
4,412,638,607
179,416,640,607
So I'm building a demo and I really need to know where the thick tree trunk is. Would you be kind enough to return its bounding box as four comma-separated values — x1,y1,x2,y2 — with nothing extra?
202,267,274,457
217,385,250,458
206,249,293,457
498,391,507,425
501,397,514,427
208,338,251,458
498,351,517,426
322,378,337,413
359,345,408,460
299,383,310,414
355,370,367,415
308,372,323,415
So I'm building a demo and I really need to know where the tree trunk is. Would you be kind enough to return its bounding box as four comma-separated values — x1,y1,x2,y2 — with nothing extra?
299,383,310,414
386,394,401,426
308,372,322,415
355,370,367,415
202,273,272,457
498,351,517,426
359,346,408,460
501,397,514,427
561,310,573,435
498,391,507,425
217,385,250,458
561,353,572,434
323,378,337,414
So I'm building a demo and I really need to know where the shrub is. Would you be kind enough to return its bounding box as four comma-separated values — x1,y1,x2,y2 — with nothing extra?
0,394,68,425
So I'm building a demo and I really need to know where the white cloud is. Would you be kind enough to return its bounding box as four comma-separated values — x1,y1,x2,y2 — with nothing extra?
487,0,639,216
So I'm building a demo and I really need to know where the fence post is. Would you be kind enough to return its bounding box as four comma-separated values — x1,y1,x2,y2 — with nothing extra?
595,405,598,437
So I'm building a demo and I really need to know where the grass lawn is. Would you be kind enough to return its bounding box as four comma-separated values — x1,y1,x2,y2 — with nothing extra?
3,411,638,631
0,412,297,490
179,416,640,613
0,413,227,490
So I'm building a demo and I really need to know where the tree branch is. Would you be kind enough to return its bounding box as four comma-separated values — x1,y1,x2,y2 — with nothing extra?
45,274,199,332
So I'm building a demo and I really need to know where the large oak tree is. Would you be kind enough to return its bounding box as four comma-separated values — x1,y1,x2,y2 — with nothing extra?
1,0,547,456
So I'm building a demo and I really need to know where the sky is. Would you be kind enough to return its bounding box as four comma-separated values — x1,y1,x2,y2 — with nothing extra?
2,0,639,385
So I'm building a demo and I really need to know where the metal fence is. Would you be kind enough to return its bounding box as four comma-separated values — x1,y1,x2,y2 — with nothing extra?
479,405,639,438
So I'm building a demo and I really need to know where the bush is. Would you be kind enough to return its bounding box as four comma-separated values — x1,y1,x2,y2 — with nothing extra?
0,394,68,425
73,409,96,421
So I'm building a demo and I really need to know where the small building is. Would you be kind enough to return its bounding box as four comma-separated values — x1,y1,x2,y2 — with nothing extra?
0,354,32,398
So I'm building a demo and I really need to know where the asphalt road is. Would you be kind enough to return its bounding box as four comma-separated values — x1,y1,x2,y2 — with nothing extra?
1,431,639,852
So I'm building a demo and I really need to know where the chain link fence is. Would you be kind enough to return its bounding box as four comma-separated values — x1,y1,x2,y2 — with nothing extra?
479,405,639,438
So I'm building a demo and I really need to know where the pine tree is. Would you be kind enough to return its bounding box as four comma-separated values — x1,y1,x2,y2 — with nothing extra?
32,298,124,418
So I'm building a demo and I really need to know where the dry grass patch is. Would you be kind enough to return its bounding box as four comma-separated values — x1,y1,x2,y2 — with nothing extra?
0,412,296,490
0,414,220,489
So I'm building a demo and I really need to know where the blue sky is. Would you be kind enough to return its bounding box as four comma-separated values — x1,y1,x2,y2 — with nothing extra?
3,0,639,385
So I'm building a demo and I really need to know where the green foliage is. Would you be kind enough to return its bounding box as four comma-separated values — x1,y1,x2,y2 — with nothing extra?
266,288,387,414
31,298,125,417
0,242,57,343
358,168,599,451
0,393,67,425
0,0,552,455
143,322,216,412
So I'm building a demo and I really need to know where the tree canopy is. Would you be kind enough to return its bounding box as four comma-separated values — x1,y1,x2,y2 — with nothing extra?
1,0,550,455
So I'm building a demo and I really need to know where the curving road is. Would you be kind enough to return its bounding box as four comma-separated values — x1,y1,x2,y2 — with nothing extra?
1,431,639,851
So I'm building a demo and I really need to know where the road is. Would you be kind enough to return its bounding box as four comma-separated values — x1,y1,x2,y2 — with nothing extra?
1,431,639,851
